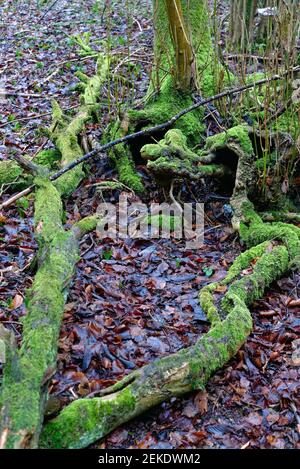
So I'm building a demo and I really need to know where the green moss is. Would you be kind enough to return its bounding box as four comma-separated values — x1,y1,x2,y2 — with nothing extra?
147,214,182,232
113,142,144,193
107,120,143,193
199,285,219,324
34,149,61,168
190,295,253,389
1,227,80,448
141,128,228,180
0,160,29,187
40,386,136,449
72,215,99,237
205,125,253,155
151,0,229,97
34,178,63,245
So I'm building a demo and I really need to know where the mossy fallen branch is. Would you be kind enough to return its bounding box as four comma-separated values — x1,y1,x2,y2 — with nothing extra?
0,55,108,449
0,150,61,189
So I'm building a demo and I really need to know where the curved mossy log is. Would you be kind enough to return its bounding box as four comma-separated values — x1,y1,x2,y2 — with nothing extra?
39,235,292,449
0,56,108,449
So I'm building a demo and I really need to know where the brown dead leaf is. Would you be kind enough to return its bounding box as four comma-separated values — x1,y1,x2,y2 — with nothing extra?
0,214,7,224
11,293,23,310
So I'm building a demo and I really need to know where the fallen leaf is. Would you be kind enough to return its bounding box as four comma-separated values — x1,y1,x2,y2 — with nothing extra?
194,391,208,415
11,293,23,310
182,401,198,418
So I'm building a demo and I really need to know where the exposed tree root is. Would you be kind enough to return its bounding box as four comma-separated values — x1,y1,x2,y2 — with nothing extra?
39,233,292,449
0,149,61,189
39,129,299,449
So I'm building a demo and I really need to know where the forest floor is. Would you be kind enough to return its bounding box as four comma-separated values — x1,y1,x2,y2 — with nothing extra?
0,0,299,449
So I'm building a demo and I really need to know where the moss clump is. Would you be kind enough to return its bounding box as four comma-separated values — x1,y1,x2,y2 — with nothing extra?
237,201,300,268
131,80,205,147
205,125,253,156
272,106,299,139
113,142,144,193
151,0,230,98
34,178,63,245
223,245,289,311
